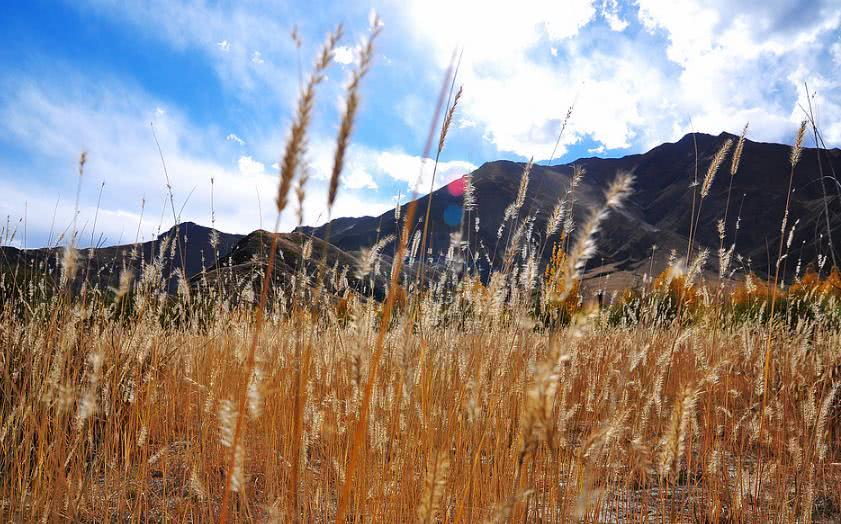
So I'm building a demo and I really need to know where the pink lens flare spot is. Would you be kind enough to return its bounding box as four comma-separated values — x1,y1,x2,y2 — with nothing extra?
446,176,467,197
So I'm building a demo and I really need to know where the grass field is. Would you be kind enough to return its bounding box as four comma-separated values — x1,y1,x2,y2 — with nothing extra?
2,17,840,523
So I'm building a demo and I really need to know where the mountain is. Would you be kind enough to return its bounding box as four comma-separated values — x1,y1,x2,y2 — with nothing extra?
196,230,386,300
0,222,242,294
5,133,840,298
299,132,841,285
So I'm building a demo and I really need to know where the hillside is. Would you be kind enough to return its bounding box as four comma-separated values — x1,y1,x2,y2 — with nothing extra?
0,222,242,295
4,133,840,296
299,132,841,285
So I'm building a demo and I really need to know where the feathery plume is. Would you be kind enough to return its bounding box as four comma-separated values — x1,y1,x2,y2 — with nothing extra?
546,195,566,238
570,164,584,189
502,219,527,270
358,234,395,278
75,351,103,426
700,138,733,199
790,120,807,168
61,242,79,288
561,167,583,235
409,230,421,263
190,466,206,501
247,368,263,419
513,157,533,214
604,170,634,209
277,26,343,214
394,191,402,221
552,172,634,300
328,15,381,210
718,244,735,279
504,158,533,221
687,248,709,285
295,166,310,226
462,173,476,211
730,123,748,176
62,151,87,287
417,453,449,523
438,85,463,153
112,268,132,299
658,385,699,478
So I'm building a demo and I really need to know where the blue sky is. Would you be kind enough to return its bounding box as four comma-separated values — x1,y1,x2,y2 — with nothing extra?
1,0,840,247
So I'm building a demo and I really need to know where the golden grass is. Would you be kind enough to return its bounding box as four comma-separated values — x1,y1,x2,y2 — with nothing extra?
2,16,840,524
1,291,839,521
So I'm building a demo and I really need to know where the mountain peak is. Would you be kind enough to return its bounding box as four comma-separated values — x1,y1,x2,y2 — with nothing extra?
303,132,841,282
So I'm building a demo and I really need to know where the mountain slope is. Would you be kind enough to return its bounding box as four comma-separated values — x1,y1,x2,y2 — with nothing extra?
0,222,242,294
299,132,841,282
5,132,840,297
197,230,388,301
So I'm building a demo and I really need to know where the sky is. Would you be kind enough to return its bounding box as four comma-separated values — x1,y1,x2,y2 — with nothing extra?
1,0,840,248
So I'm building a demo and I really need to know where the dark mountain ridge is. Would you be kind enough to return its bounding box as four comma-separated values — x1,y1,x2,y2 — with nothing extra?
1,222,242,294
299,132,841,283
4,132,840,297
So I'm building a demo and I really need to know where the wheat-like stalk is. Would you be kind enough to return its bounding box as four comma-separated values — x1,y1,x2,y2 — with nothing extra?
295,166,310,226
757,120,811,503
722,123,749,251
438,85,463,153
219,25,343,524
463,173,476,211
327,15,381,211
335,51,457,524
277,26,343,215
358,234,395,278
509,157,533,220
700,138,733,199
790,120,807,168
417,452,450,523
550,171,633,302
416,69,463,285
730,123,749,176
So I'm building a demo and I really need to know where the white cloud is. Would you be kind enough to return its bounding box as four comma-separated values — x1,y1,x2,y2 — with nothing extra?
0,79,277,239
306,139,475,195
406,0,597,65
237,156,266,177
344,167,378,190
398,0,841,157
587,145,606,154
0,73,397,244
375,151,476,192
399,0,651,157
787,67,841,145
394,94,427,134
10,0,841,252
831,39,841,66
599,0,628,31
637,0,841,64
226,133,245,145
333,45,355,65
0,179,144,248
635,0,841,144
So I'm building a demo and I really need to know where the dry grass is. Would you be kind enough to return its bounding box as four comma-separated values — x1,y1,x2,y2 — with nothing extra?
1,16,840,524
1,283,840,522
